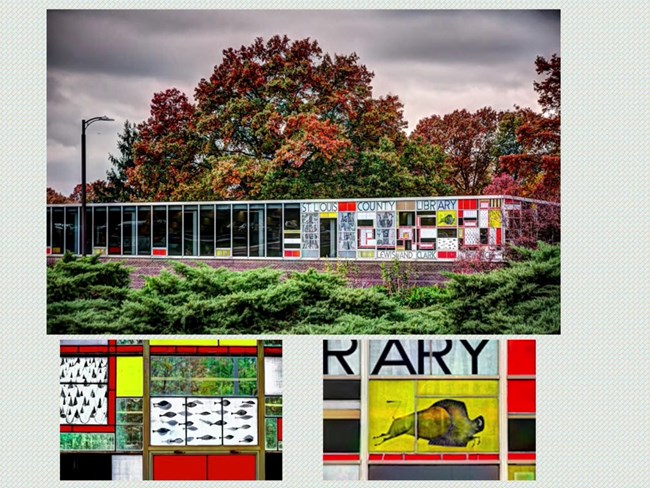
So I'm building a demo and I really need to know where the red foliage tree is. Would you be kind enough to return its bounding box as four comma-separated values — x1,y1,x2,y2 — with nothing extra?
47,187,71,204
68,180,113,203
499,55,560,201
127,88,201,201
411,107,499,194
194,35,408,199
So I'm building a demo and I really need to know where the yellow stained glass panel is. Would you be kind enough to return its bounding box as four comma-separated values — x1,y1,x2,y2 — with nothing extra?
489,210,502,228
369,380,415,453
437,210,457,227
116,357,143,397
416,379,498,397
369,380,499,453
149,340,218,346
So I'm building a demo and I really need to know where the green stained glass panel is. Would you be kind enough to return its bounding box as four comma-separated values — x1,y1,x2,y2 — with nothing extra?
237,357,257,395
60,433,115,451
265,396,282,416
265,417,278,450
116,425,143,451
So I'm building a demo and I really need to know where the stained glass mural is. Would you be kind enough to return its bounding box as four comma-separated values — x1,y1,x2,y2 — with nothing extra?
60,339,281,480
324,339,535,481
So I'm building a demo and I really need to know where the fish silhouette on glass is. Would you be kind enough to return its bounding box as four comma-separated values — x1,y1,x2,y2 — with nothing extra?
224,435,235,440
200,419,226,426
226,424,251,431
153,400,173,410
373,399,484,448
237,404,254,409
237,415,253,420
153,428,171,435
164,420,179,426
179,421,194,426
159,412,177,418
239,435,255,443
241,400,255,405
215,399,231,406
165,438,184,444
197,435,217,441
197,411,212,416
232,410,248,416
184,401,203,408
187,426,198,431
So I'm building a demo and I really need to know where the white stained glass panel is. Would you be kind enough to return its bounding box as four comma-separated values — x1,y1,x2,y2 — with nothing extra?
323,464,360,480
150,397,185,446
479,209,489,227
60,384,108,425
420,228,437,239
60,357,108,383
368,340,498,376
187,397,223,445
112,455,142,481
429,339,498,375
489,227,497,245
464,227,480,245
60,340,108,345
369,340,426,375
325,339,360,375
222,397,258,445
264,357,283,396
437,238,458,250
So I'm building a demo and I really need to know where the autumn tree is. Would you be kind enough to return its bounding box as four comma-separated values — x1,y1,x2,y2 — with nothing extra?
498,55,560,201
192,35,409,199
47,187,71,204
68,180,114,203
411,107,499,194
104,120,139,202
127,88,202,201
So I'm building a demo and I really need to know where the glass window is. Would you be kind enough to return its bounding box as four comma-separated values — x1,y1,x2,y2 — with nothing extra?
150,356,257,396
249,204,265,257
122,207,135,255
137,207,151,255
116,398,143,451
283,204,300,232
94,206,107,248
508,418,535,452
108,207,122,254
399,211,415,226
233,204,248,257
84,207,92,254
266,205,282,257
216,204,231,252
65,207,79,254
52,207,64,253
200,205,215,256
47,208,51,249
153,207,166,248
168,206,182,256
184,205,198,256
324,419,360,453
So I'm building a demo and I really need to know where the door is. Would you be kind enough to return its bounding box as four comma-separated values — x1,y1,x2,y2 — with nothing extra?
320,218,337,258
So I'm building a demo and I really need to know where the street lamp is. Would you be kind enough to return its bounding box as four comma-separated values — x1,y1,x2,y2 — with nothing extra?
81,115,114,256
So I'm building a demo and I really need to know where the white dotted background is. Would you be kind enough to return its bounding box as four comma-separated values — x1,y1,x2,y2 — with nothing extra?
0,1,648,487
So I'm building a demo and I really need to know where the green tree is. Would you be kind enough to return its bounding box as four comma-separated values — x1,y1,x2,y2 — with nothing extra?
106,120,140,202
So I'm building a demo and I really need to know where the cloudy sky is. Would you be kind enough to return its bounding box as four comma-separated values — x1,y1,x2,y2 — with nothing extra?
47,10,560,195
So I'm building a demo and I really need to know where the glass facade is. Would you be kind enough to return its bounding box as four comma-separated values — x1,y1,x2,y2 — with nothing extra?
323,339,536,481
47,196,557,260
60,339,282,481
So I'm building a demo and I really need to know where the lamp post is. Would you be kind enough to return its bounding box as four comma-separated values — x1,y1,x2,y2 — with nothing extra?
81,115,114,256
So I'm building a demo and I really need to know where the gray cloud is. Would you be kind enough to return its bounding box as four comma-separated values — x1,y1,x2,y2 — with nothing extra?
47,10,560,194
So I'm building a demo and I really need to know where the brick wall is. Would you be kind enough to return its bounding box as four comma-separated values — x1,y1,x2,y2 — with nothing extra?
47,257,468,289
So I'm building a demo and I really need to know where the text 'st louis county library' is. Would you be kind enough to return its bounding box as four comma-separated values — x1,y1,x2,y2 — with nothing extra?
47,195,558,262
